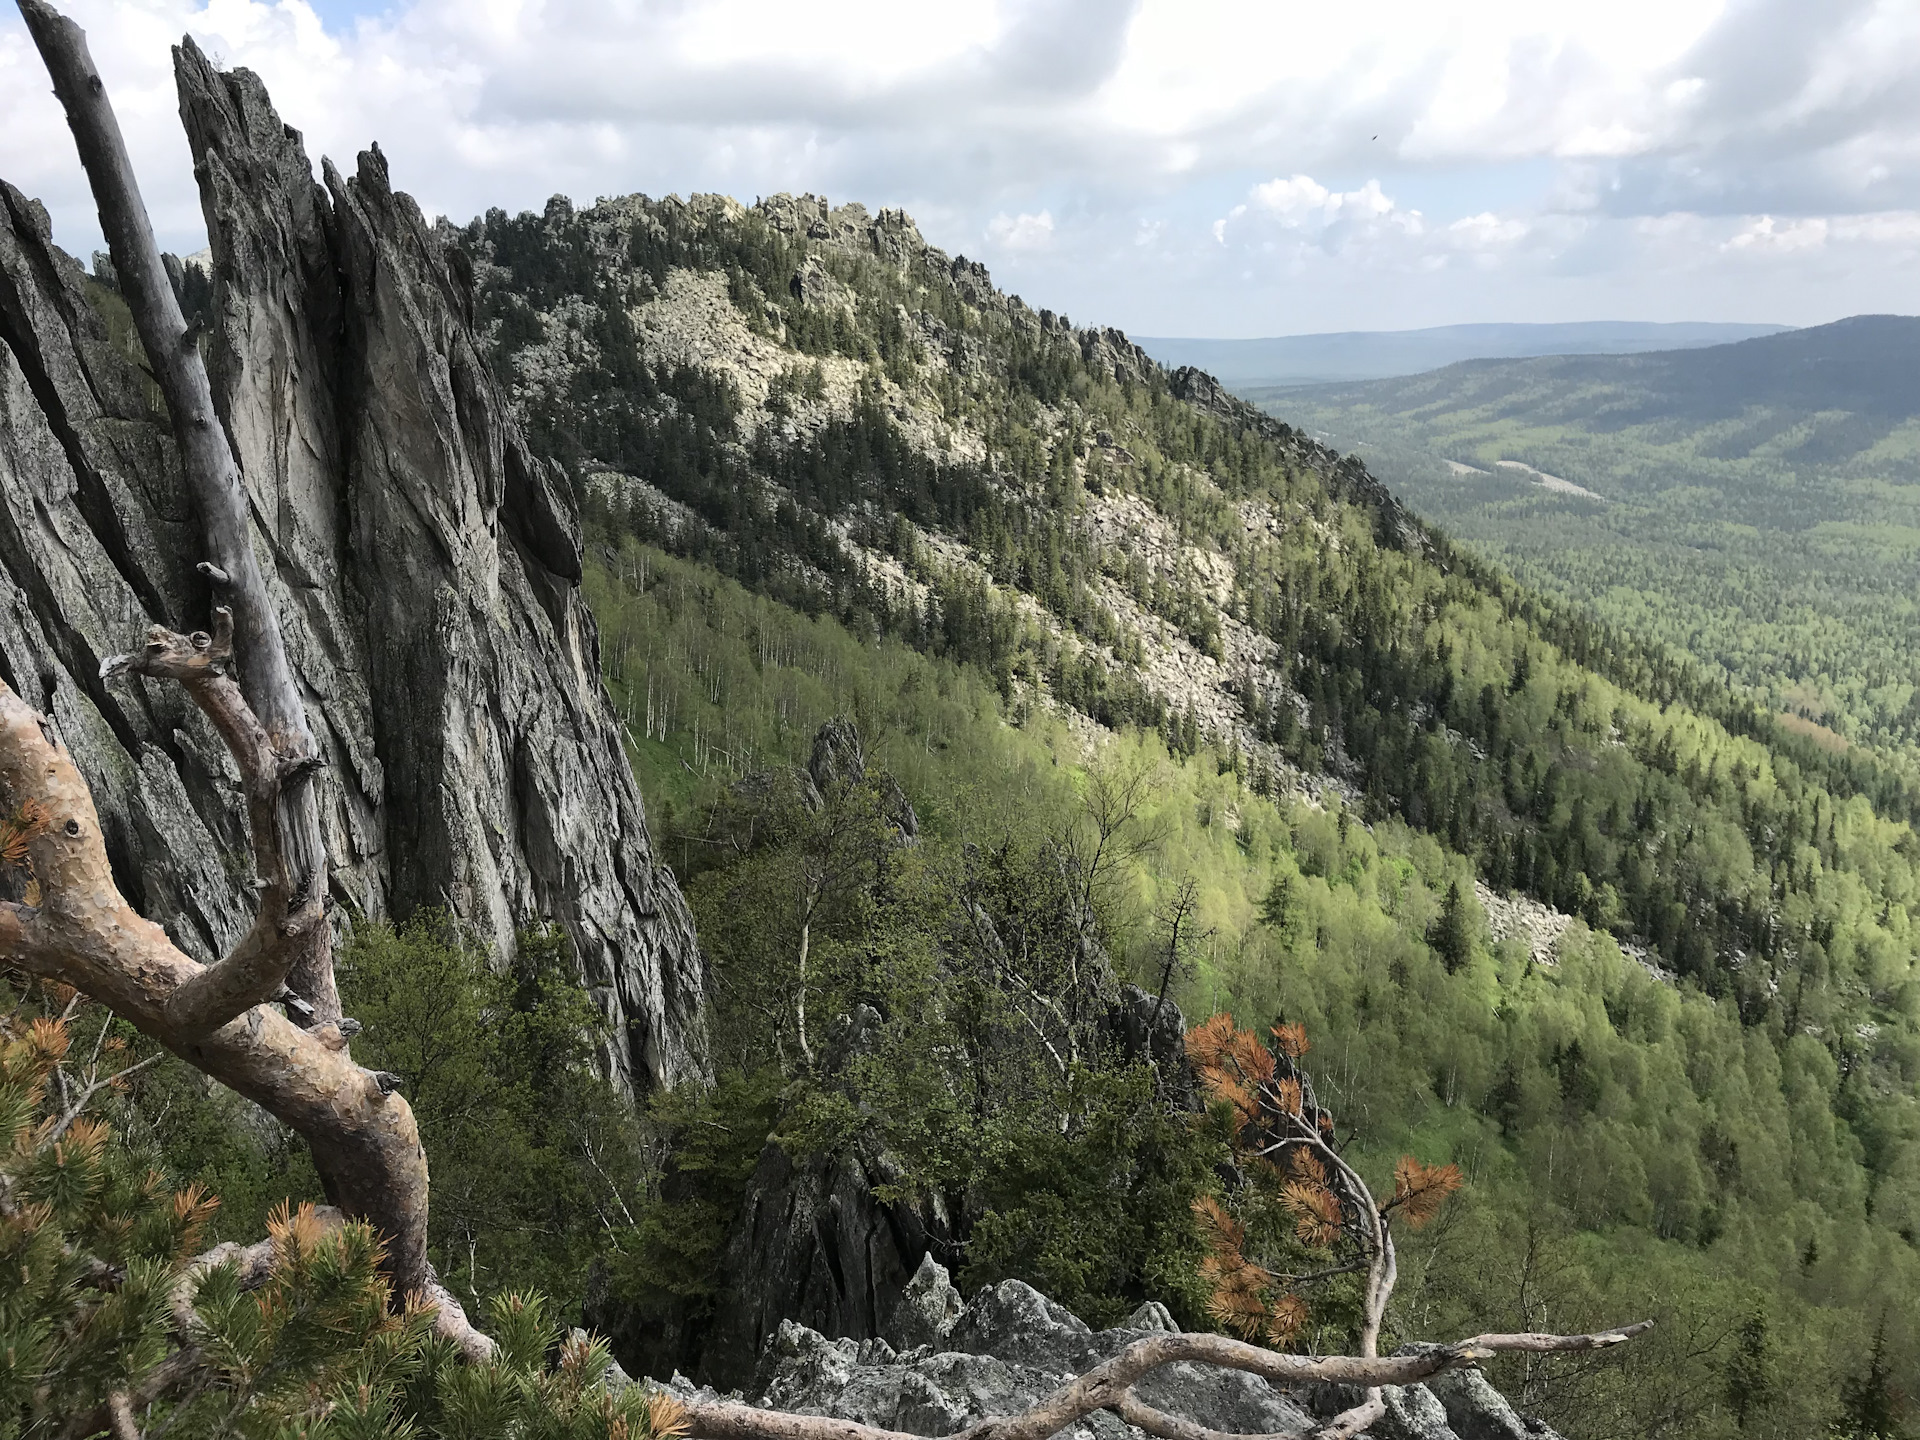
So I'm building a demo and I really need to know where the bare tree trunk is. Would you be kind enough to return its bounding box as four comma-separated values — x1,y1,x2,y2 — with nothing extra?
16,0,336,1027
795,883,818,1069
8,0,486,1360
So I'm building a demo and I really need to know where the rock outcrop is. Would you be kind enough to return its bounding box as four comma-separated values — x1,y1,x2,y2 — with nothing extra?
672,1259,1564,1440
0,45,705,1090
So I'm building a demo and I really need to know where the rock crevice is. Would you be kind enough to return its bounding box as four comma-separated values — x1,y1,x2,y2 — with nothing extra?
0,46,705,1091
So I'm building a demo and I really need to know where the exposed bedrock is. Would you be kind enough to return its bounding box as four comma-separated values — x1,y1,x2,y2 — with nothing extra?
0,42,705,1091
665,1259,1565,1440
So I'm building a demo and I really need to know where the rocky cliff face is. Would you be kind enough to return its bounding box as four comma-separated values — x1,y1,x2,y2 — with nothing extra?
0,46,705,1091
665,1259,1565,1440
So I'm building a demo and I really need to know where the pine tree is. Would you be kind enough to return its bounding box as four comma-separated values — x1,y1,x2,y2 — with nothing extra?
0,994,687,1439
1429,880,1477,975
1723,1306,1782,1428
1838,1320,1908,1439
1259,868,1306,948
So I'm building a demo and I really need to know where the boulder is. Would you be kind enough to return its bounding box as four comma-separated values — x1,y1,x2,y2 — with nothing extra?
668,1279,1564,1440
885,1255,964,1353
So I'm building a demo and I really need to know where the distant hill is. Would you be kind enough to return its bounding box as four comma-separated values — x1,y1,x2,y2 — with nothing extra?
1135,320,1792,387
1261,314,1920,749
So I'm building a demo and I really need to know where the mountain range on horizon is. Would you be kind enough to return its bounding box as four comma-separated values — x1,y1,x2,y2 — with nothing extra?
1136,319,1797,387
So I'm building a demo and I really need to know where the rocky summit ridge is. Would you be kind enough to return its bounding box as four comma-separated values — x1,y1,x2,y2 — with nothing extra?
458,187,1425,804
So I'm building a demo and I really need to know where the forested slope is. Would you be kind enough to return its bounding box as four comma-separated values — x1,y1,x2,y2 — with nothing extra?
1261,318,1920,756
429,195,1920,1435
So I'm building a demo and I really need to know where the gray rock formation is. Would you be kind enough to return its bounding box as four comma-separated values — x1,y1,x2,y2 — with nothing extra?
698,1118,960,1393
675,1262,1563,1440
0,45,704,1090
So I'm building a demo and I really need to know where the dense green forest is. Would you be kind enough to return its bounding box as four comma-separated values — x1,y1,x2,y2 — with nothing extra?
441,196,1920,1433
1260,318,1920,759
30,195,1920,1439
44,535,1920,1435
587,541,1915,1439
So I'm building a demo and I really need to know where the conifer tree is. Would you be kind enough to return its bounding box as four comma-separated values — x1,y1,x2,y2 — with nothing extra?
1429,880,1478,974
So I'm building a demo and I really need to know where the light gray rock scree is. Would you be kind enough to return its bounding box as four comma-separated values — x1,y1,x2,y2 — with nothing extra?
667,1257,1564,1440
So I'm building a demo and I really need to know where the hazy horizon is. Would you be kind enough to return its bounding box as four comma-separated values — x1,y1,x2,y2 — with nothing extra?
1135,318,1805,342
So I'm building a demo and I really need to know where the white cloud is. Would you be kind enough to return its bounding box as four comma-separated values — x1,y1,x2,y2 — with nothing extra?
986,209,1054,251
1219,175,1423,253
1726,216,1831,253
1249,175,1405,229
0,0,1916,334
1726,211,1920,253
1448,212,1531,249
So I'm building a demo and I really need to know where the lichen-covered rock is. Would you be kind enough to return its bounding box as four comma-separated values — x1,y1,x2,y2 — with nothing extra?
885,1256,965,1353
668,1280,1563,1440
0,45,706,1092
1425,1363,1564,1440
692,1136,958,1393
687,1279,1311,1440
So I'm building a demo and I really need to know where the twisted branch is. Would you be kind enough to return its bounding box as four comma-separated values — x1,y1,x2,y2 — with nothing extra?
0,677,489,1361
101,610,326,1035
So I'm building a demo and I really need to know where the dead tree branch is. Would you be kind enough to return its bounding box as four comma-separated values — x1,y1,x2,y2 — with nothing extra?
16,0,336,1026
0,642,487,1359
100,609,326,1035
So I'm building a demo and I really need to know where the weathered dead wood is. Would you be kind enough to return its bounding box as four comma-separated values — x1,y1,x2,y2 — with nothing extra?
681,1322,1654,1440
0,677,489,1360
1304,1395,1383,1440
99,607,326,1035
15,0,336,1027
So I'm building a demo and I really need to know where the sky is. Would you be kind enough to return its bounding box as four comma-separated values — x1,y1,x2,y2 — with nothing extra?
2,0,1916,337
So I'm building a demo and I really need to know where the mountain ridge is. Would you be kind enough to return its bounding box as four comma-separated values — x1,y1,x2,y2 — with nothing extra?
1135,320,1795,387
465,187,1920,1433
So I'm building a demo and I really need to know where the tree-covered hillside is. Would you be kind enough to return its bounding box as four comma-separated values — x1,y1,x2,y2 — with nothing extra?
423,195,1920,1434
1259,317,1920,756
581,541,1910,1439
